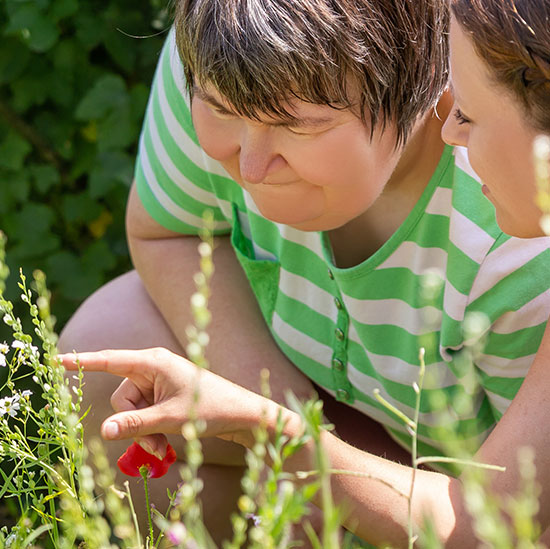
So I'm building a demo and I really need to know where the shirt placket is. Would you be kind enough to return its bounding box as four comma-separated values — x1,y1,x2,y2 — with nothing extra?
327,268,354,404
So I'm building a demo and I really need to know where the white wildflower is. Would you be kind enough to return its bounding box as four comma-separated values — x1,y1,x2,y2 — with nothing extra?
0,342,9,353
11,340,38,356
21,390,32,398
0,354,5,367
4,532,16,548
0,396,20,418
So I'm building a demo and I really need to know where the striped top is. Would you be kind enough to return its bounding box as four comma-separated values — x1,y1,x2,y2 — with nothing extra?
135,31,550,466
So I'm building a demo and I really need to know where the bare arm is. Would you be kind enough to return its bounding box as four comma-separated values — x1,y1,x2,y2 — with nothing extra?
125,182,315,402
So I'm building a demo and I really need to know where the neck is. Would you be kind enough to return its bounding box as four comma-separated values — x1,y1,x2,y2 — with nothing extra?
329,92,452,268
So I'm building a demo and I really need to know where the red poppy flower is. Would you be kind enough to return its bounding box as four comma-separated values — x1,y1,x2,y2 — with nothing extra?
117,442,177,478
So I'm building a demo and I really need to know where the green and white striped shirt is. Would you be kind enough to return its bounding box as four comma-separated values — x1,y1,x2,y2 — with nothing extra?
135,31,550,463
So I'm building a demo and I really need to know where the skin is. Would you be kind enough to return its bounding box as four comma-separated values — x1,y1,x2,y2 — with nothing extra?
441,16,546,239
191,83,442,235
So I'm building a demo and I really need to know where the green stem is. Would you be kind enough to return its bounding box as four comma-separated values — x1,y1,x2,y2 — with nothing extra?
408,349,425,549
154,499,174,548
140,466,154,545
123,480,143,548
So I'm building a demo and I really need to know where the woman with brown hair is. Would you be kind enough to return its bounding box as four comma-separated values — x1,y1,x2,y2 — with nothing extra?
59,1,550,546
443,0,550,239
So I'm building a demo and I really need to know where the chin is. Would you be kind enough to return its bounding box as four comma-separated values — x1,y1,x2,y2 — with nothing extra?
254,202,318,229
496,214,546,239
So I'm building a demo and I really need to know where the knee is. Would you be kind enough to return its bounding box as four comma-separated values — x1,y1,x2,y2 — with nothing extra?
58,271,144,353
58,270,182,354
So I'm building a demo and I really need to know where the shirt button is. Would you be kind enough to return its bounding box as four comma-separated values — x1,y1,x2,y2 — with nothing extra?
335,328,345,341
332,358,345,371
336,389,350,401
334,297,343,310
328,268,334,280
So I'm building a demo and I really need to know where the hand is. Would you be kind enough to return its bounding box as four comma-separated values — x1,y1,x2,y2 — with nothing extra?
59,348,270,455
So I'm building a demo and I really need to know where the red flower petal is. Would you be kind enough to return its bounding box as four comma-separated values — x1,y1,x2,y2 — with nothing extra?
117,442,177,478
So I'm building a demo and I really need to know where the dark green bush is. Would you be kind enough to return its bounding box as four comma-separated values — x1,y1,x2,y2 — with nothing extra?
0,0,171,340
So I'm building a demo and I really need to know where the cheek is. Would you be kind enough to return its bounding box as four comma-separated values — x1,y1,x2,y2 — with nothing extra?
289,127,382,187
191,101,240,161
467,131,538,202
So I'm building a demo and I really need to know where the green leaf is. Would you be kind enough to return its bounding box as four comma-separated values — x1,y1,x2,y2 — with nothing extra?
88,150,133,198
0,131,32,171
34,111,74,159
6,232,61,265
82,240,117,272
97,104,137,150
46,250,103,300
10,73,50,111
68,141,96,180
104,29,137,73
7,202,55,236
74,12,106,50
52,39,79,72
48,72,74,108
5,5,59,53
130,83,151,121
75,74,128,120
61,192,102,224
0,169,31,213
0,38,31,84
30,164,60,193
50,0,79,22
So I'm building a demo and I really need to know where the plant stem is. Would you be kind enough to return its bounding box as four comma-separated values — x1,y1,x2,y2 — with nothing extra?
140,466,154,545
124,480,143,548
407,349,425,549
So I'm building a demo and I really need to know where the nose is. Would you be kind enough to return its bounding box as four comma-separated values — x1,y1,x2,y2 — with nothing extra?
239,125,286,184
441,105,469,148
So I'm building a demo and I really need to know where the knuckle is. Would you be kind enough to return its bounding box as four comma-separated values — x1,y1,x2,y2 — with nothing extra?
150,347,171,363
124,413,144,436
96,349,113,368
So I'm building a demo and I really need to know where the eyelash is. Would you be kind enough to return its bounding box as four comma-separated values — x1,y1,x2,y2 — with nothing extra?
286,127,315,136
210,105,324,136
212,107,236,118
453,108,471,125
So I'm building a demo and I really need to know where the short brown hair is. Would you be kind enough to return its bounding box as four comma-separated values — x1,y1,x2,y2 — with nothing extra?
174,0,449,146
451,0,550,132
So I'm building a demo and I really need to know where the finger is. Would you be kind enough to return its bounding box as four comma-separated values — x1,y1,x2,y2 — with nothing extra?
58,348,172,377
135,434,170,460
111,378,150,413
101,404,178,440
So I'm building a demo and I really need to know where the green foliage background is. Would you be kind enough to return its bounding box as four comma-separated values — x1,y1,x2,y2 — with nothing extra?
0,0,171,342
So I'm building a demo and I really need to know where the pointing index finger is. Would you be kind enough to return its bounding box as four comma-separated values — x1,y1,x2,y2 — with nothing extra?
58,349,150,379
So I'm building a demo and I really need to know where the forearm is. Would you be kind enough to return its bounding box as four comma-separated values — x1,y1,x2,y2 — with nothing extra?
255,403,471,548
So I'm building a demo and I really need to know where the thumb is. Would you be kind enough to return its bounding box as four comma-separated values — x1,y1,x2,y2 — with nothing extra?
101,406,167,441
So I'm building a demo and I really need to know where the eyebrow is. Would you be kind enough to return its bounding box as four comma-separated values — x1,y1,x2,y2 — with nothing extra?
192,85,336,128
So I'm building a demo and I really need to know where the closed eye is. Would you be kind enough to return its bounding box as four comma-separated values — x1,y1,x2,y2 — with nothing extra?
211,106,237,119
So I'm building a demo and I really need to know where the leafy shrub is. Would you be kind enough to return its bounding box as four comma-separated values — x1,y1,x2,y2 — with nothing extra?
0,0,171,340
